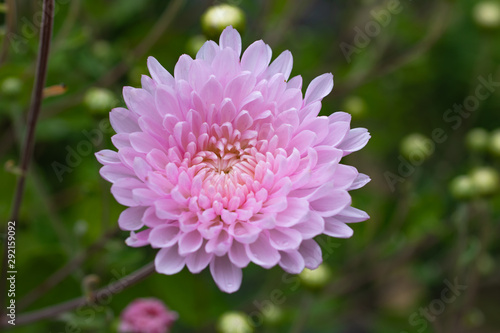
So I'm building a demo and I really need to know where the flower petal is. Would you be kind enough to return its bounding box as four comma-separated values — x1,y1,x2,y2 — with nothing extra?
304,73,334,105
210,255,242,293
155,244,185,275
118,206,146,231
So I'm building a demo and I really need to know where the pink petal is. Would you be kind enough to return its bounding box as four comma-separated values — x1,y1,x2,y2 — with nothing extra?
219,26,242,56
155,199,184,219
118,206,146,231
174,54,193,81
266,50,293,80
228,241,250,268
268,227,302,250
348,173,371,190
323,218,354,238
304,73,334,105
279,250,305,274
155,244,185,275
125,229,151,247
309,189,351,217
245,233,280,268
147,56,174,86
241,40,271,76
110,108,140,133
95,149,120,165
275,197,309,227
149,224,180,248
338,128,370,156
210,255,242,293
196,40,219,63
178,230,203,255
298,239,322,269
293,211,324,239
335,206,370,223
185,248,212,273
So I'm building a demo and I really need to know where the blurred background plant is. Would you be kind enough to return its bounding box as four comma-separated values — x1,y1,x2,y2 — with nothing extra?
1,0,500,332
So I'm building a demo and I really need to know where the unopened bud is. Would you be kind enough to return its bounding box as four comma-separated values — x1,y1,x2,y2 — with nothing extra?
470,167,499,196
1,77,22,96
84,87,116,113
465,128,489,153
299,264,331,289
450,175,476,200
217,311,253,333
473,1,500,29
342,95,367,119
201,4,246,40
400,133,434,162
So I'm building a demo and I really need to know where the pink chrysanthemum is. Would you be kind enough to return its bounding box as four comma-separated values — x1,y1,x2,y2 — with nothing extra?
96,26,370,293
119,298,177,333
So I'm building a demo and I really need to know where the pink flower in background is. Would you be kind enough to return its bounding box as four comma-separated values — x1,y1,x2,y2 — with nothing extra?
119,298,177,333
96,26,370,293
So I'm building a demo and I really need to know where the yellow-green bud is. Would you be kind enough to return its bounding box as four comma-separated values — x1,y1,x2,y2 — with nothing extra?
473,1,500,29
217,312,253,333
470,167,499,196
261,303,283,326
465,128,489,153
201,4,246,40
1,77,22,96
83,87,116,113
489,129,500,157
186,34,207,56
400,133,434,162
299,264,331,289
450,175,476,200
342,96,367,119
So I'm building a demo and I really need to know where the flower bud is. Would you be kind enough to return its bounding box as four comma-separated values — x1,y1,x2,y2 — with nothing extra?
201,4,246,40
473,1,500,29
84,87,116,113
450,175,476,200
465,128,489,153
342,95,367,119
1,77,22,96
261,303,283,326
299,264,331,289
400,133,434,162
489,129,500,157
470,167,499,196
217,311,253,333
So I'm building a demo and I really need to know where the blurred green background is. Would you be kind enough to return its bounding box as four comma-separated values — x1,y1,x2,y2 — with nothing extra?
1,0,500,332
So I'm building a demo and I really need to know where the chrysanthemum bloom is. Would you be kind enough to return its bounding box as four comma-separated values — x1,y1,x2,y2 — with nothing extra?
96,26,370,293
119,298,177,333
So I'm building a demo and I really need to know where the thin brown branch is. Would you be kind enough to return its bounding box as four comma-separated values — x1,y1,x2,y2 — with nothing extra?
1,0,54,317
2,262,155,327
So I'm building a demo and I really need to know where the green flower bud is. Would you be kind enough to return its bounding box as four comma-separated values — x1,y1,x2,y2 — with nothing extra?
465,128,489,153
299,264,331,289
470,167,499,196
261,303,283,326
342,95,367,119
83,87,116,113
201,4,246,40
217,311,253,333
473,1,500,29
400,133,434,162
186,34,207,56
1,77,22,96
450,175,476,200
489,129,500,157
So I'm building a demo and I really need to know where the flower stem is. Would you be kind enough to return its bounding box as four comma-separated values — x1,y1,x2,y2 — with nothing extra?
0,0,54,317
1,262,155,327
